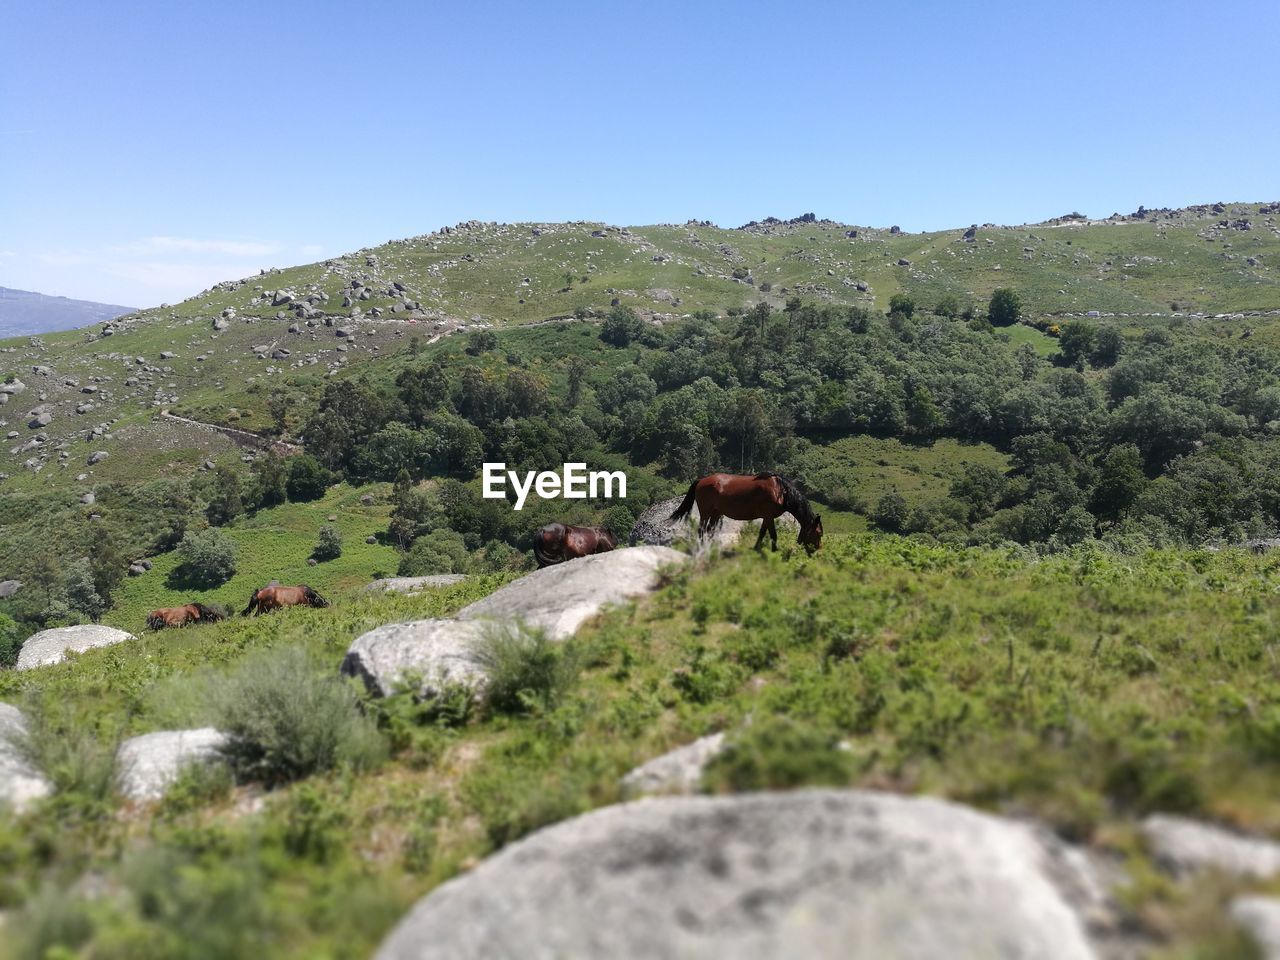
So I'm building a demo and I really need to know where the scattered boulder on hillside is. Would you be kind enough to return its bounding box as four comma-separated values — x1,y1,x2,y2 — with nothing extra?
28,412,51,429
80,492,95,505
116,728,230,803
373,790,1111,960
361,575,469,595
16,624,137,671
0,579,21,599
1231,897,1280,959
458,546,686,640
343,619,491,698
629,498,796,551
1142,815,1280,879
963,225,978,241
620,732,726,798
213,318,229,331
128,563,147,577
87,451,109,465
344,547,688,698
0,703,52,813
0,379,26,395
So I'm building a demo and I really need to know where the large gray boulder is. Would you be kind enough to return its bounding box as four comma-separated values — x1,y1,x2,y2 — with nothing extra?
0,703,52,813
620,732,726,798
362,575,468,595
458,545,686,640
374,790,1109,960
16,624,136,671
116,728,230,802
343,547,687,698
0,579,21,599
342,619,491,698
629,497,796,550
1141,814,1280,878
1232,897,1280,959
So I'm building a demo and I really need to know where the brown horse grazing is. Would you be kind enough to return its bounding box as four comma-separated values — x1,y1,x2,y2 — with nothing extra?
670,472,823,553
533,523,618,567
146,602,224,630
241,584,329,616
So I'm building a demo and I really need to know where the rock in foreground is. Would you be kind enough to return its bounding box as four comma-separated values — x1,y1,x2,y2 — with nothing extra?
116,728,230,802
16,624,137,671
341,619,491,698
0,703,52,812
620,732,726,797
1141,814,1280,879
375,790,1108,960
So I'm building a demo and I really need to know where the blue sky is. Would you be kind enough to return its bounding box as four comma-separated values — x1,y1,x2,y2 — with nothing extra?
2,0,1276,307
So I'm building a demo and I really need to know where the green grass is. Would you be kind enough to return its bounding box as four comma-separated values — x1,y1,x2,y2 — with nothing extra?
7,534,1280,956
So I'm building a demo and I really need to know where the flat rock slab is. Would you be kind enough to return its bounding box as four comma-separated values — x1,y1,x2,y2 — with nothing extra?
361,575,468,594
375,789,1106,960
116,728,229,802
629,497,797,550
342,619,492,698
620,732,727,798
17,625,137,670
0,703,52,812
457,545,686,640
1233,897,1280,959
1142,814,1280,878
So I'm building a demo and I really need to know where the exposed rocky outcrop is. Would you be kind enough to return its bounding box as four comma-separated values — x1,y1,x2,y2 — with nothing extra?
115,728,230,802
0,703,52,812
1232,897,1280,959
1141,814,1280,878
628,497,797,550
343,547,687,698
16,624,137,670
361,575,468,594
620,732,726,797
374,789,1112,960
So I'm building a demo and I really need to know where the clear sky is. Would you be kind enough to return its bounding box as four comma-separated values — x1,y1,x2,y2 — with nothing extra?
2,0,1276,308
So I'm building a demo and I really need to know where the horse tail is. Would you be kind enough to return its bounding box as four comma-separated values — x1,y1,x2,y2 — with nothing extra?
241,591,259,616
533,526,561,568
669,480,700,521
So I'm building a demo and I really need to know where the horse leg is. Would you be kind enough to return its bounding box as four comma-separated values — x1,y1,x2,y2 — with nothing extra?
753,520,768,551
766,516,779,551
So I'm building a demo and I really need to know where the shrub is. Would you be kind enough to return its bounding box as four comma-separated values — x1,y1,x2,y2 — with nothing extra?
0,613,26,668
465,329,498,356
313,525,343,562
472,625,582,715
873,490,909,532
600,305,644,347
176,528,238,587
888,293,915,318
397,529,470,575
209,647,386,786
933,293,961,318
702,717,854,792
8,699,118,812
285,454,331,502
988,287,1022,326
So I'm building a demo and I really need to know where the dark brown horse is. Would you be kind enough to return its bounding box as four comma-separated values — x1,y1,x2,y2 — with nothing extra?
533,523,618,567
241,584,329,615
670,472,823,553
146,602,224,630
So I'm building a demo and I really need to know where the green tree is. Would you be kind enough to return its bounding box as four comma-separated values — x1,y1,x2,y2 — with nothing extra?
86,525,124,605
505,369,548,418
1090,326,1123,367
267,390,289,434
313,525,343,562
987,288,1022,327
286,455,331,502
465,329,498,356
206,466,244,526
600,305,644,347
874,491,909,532
251,452,288,508
566,356,588,407
933,294,961,318
1057,321,1097,366
1091,444,1147,522
177,528,238,587
397,361,450,425
64,558,106,622
888,293,915,318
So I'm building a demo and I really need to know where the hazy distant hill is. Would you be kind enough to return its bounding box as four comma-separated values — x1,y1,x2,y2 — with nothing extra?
0,285,136,337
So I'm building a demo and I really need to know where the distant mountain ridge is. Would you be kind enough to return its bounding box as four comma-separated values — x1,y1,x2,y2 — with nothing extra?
0,286,136,338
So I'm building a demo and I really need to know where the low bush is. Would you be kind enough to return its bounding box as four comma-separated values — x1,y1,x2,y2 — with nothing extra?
175,528,238,587
209,647,386,786
472,625,582,715
312,525,342,562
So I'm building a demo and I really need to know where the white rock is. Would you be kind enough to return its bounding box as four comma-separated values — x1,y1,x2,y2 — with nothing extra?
16,624,137,670
458,545,686,640
116,728,229,802
361,575,468,594
0,703,52,812
620,733,726,797
375,790,1109,960
1141,814,1280,878
1233,896,1280,959
341,619,491,698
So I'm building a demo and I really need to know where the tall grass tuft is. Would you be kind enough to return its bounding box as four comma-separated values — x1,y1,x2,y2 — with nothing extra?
7,697,118,813
209,646,386,786
472,623,582,716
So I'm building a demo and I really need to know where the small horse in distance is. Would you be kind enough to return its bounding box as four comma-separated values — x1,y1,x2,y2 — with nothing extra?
533,523,618,567
146,602,225,630
670,472,823,553
241,584,330,615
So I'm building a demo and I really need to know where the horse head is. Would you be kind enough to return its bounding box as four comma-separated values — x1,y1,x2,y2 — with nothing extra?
799,514,823,554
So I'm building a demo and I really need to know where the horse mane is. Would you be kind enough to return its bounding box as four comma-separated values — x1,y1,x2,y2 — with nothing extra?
755,472,815,528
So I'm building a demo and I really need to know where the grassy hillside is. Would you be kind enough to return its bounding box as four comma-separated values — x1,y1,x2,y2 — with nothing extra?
4,534,1280,957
